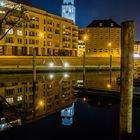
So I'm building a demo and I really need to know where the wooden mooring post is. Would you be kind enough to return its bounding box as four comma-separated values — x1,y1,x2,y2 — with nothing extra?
120,21,135,136
83,51,86,86
33,48,36,82
33,48,36,120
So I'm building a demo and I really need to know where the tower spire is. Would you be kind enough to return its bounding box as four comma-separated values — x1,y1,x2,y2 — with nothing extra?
62,0,75,24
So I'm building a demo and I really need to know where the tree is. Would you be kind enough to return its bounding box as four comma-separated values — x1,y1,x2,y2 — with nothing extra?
0,0,31,40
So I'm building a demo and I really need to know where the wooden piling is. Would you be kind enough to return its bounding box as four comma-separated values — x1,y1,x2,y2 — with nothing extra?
33,48,36,120
120,21,135,135
33,48,36,81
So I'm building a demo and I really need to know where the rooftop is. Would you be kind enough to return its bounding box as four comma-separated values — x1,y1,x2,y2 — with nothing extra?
87,19,120,28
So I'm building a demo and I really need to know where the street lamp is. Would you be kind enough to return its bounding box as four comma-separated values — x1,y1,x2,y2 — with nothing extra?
83,35,87,86
40,33,43,38
108,42,112,84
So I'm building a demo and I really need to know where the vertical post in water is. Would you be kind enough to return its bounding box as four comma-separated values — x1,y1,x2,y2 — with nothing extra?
33,48,36,120
33,48,36,81
109,54,112,83
83,51,85,86
120,21,135,135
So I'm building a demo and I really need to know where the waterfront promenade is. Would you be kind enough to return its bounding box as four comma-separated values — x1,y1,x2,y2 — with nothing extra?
0,56,121,73
0,56,140,73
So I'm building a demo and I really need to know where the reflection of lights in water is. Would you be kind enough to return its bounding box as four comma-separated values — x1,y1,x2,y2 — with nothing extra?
108,42,112,47
0,2,5,6
62,117,73,126
61,103,75,126
108,102,112,106
83,97,87,102
133,54,140,58
62,95,65,97
77,80,83,87
107,84,111,88
64,63,69,67
49,62,54,67
49,74,54,79
0,124,6,129
43,76,45,80
0,118,21,131
97,101,101,106
64,73,69,78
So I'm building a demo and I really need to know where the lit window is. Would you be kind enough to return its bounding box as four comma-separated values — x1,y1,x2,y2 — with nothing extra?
17,30,22,36
6,98,14,104
47,34,52,39
5,29,13,34
111,23,114,27
0,11,5,14
99,23,103,27
47,41,52,46
17,95,23,101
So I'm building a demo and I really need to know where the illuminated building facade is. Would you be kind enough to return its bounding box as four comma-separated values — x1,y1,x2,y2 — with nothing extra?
62,0,76,24
78,29,85,56
134,41,140,55
78,19,121,57
0,1,78,56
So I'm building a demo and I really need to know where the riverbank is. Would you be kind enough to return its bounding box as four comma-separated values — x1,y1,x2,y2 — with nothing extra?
0,56,121,73
0,65,120,73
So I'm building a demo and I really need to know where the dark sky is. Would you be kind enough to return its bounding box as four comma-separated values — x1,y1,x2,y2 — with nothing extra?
30,0,140,40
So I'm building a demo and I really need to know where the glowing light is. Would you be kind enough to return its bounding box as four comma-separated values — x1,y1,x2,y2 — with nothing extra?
0,2,5,7
83,97,87,102
133,54,140,58
39,100,44,107
49,74,54,79
49,62,54,67
64,62,69,67
108,42,112,47
83,35,87,40
1,124,5,128
64,73,69,78
0,11,5,14
40,33,43,38
62,95,65,97
107,84,111,88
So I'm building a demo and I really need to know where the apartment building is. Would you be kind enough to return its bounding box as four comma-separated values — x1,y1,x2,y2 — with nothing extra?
0,1,78,56
134,41,140,55
78,19,121,57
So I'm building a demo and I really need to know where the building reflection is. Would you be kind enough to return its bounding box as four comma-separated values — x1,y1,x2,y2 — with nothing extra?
61,103,75,126
0,75,78,131
0,72,120,131
78,94,119,108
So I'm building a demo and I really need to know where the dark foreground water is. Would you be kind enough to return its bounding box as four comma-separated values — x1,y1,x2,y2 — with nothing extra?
0,72,140,140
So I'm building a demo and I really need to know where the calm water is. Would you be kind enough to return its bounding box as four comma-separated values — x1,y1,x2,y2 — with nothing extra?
0,72,140,140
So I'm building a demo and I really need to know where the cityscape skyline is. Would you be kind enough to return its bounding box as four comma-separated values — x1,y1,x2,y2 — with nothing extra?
30,0,140,41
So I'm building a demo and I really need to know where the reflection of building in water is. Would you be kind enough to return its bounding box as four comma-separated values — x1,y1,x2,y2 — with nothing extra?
61,103,74,126
0,77,78,121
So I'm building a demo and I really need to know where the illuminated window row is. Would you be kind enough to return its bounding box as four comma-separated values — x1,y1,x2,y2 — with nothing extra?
5,29,22,35
6,95,23,104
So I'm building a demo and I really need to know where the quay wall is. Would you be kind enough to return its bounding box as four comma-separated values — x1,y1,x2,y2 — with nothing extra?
0,56,139,73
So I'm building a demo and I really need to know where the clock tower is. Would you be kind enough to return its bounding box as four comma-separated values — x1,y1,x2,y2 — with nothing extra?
62,0,76,24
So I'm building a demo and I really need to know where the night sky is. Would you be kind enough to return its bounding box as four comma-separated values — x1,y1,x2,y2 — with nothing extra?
29,0,140,40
